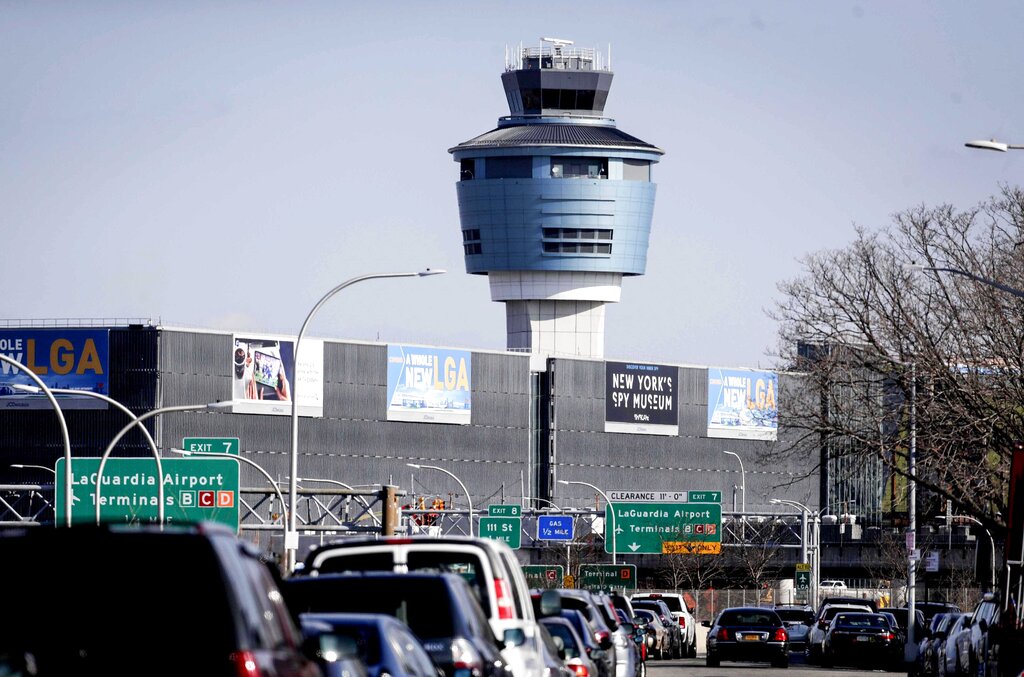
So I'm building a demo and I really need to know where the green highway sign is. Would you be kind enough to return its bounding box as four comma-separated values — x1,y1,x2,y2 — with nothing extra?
182,437,239,455
578,564,638,590
687,491,721,503
479,516,521,549
55,457,240,530
606,502,722,555
488,504,522,517
523,565,565,589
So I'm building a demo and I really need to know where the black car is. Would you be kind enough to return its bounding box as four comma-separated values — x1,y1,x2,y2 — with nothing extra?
299,612,441,677
703,607,789,668
820,612,901,669
913,601,962,624
0,524,320,677
284,572,512,677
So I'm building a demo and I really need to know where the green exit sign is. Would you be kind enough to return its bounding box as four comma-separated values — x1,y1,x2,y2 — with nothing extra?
687,491,721,503
479,516,521,549
182,437,239,455
488,504,521,517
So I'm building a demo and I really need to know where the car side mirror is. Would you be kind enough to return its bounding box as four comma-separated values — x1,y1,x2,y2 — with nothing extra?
503,628,526,648
539,589,562,617
552,634,566,660
977,619,988,633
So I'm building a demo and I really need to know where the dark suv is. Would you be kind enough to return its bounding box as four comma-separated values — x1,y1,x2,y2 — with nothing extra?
0,524,319,676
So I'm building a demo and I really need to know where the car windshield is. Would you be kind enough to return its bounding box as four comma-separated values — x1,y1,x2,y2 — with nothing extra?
719,611,778,626
776,609,812,623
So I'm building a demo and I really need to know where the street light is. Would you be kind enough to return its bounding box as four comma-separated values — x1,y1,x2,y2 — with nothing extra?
287,269,445,572
905,263,1024,300
965,138,1024,153
0,354,72,526
558,479,617,565
938,514,996,591
771,498,821,606
407,463,473,536
13,384,167,526
10,464,55,475
172,448,288,568
94,402,232,526
722,450,746,517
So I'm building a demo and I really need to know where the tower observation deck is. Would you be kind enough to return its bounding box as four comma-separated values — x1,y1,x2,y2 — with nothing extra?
449,38,663,358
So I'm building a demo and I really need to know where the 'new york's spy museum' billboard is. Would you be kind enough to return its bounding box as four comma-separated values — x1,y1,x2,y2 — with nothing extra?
387,345,471,424
605,362,678,436
707,368,778,440
0,329,110,410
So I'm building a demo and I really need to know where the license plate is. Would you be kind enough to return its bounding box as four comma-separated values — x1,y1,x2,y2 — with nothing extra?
742,634,761,641
856,635,871,642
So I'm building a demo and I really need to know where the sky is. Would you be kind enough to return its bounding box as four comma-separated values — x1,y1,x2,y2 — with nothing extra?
3,2,1024,370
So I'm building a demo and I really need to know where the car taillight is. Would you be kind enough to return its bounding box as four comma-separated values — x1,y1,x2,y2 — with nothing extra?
717,628,730,641
494,578,515,620
882,631,896,641
451,637,483,670
570,661,589,677
773,628,788,642
230,651,261,677
678,617,686,628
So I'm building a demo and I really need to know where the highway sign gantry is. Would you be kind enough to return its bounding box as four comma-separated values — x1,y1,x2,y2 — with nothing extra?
606,501,722,555
55,457,240,530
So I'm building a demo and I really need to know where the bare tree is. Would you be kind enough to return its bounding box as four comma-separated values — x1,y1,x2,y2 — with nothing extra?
724,518,786,598
771,186,1024,538
656,535,726,619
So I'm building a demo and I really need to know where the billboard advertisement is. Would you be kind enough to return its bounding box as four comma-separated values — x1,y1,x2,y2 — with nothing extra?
0,329,110,410
231,334,323,417
386,345,471,424
707,368,778,440
605,361,678,436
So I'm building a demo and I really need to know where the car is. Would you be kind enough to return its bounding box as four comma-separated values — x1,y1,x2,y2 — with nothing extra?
631,609,670,661
629,599,682,659
284,572,512,677
817,595,880,613
303,535,547,677
914,602,963,624
955,594,1002,677
0,523,320,676
820,579,849,590
630,593,697,658
917,612,955,676
774,604,815,627
535,621,576,677
573,590,639,677
703,606,789,668
297,612,443,677
541,616,603,677
938,613,970,677
879,605,927,662
820,611,901,670
806,603,874,662
560,608,614,677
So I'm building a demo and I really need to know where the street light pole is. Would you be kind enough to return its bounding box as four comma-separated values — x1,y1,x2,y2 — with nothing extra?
287,269,444,572
906,263,1024,300
722,451,746,517
407,463,473,537
0,354,72,526
173,448,288,569
14,385,167,527
559,479,617,566
94,402,232,525
771,498,821,606
939,515,996,591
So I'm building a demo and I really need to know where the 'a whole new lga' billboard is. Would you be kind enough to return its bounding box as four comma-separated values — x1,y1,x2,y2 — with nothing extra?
387,344,471,425
0,329,110,409
707,368,778,441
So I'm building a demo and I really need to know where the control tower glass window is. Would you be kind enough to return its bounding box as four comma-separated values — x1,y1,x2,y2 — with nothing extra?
551,158,608,179
460,159,476,181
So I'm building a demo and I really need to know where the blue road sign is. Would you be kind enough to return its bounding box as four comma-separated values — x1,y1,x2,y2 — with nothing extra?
537,515,575,541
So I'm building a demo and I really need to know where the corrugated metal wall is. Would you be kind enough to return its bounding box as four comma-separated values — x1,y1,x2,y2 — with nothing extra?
546,358,817,513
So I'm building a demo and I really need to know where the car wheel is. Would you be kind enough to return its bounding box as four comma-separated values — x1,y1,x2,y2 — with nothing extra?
706,653,719,668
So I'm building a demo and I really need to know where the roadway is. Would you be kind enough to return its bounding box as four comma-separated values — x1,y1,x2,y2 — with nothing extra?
649,658,901,675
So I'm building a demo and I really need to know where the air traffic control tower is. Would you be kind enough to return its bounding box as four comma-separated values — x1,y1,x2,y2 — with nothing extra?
449,38,664,358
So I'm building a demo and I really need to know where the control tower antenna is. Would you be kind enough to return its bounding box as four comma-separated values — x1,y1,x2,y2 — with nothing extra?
449,38,664,358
